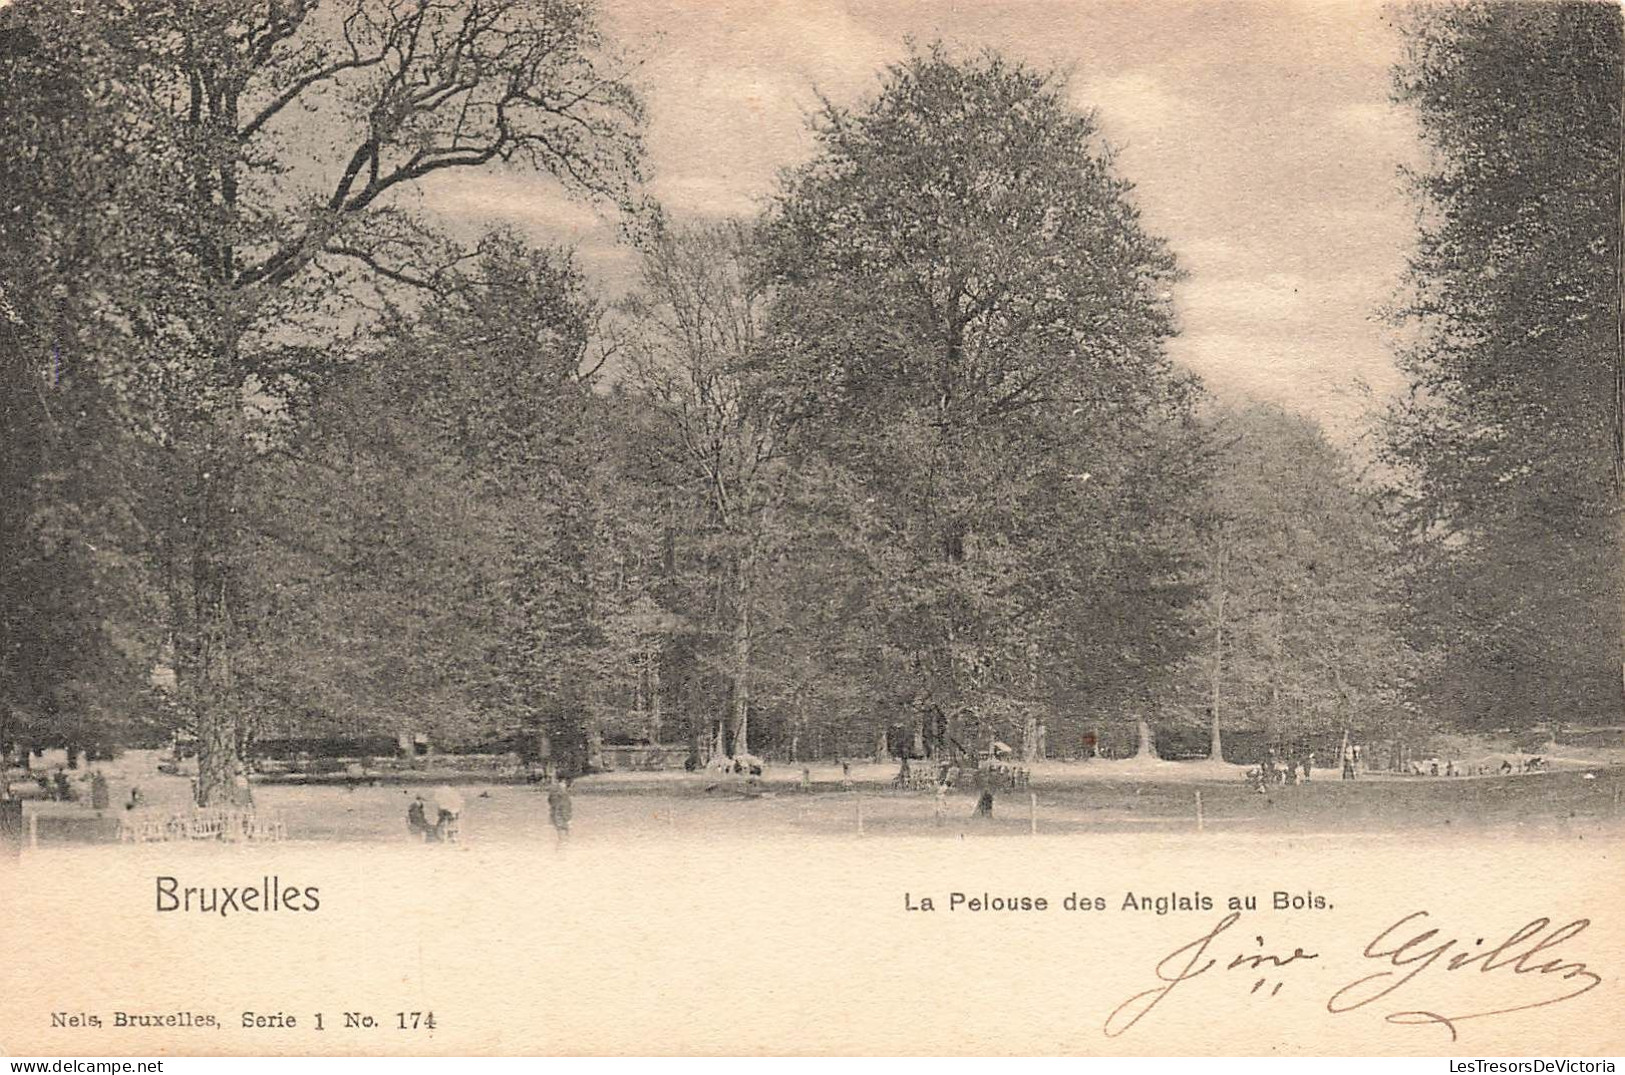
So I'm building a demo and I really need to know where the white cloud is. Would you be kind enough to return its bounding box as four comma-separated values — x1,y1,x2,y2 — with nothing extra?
1181,272,1311,322
646,174,770,220
417,172,610,239
1078,69,1182,133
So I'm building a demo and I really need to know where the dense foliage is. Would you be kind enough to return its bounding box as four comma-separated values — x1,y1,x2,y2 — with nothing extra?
8,6,1609,788
1383,0,1624,731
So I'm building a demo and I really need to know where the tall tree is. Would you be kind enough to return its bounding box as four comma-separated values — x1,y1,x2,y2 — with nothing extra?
759,45,1203,759
1195,404,1414,758
4,0,643,801
622,221,794,761
239,232,649,771
0,19,163,762
1385,1,1623,731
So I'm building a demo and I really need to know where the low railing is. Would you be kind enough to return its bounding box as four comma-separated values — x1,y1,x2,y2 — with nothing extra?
118,808,286,843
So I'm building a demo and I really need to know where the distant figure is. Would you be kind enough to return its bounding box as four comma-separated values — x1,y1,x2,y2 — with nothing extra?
1429,758,1440,777
548,779,573,846
1500,759,1513,774
800,766,812,793
407,795,433,842
973,789,995,818
1304,754,1315,781
840,760,853,792
53,769,75,802
1445,760,1456,777
433,785,463,842
934,783,948,825
90,770,109,811
895,756,911,789
1341,747,1356,781
125,786,145,811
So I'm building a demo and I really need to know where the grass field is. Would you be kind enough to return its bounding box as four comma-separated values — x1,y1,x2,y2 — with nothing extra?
10,748,1624,846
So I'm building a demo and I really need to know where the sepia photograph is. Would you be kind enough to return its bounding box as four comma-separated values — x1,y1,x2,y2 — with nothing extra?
1,0,1622,1059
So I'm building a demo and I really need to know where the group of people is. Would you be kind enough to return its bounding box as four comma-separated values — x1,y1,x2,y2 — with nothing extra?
1245,746,1554,788
405,779,575,846
19,764,152,818
1407,757,1462,777
35,768,79,802
891,756,968,792
1405,756,1544,776
1246,752,1317,793
30,767,132,811
405,785,465,843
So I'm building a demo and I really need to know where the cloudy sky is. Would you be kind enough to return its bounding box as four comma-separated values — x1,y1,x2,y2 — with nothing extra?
421,0,1426,438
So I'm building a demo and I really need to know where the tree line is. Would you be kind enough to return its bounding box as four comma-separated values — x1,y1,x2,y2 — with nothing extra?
1,1,1617,804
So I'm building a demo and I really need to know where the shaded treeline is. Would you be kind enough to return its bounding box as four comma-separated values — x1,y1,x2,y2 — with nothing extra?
1,2,1616,800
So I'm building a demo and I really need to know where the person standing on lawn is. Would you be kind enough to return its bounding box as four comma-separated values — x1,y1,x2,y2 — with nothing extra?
548,778,573,846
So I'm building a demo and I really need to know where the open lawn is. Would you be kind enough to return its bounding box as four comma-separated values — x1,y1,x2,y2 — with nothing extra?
9,749,1624,846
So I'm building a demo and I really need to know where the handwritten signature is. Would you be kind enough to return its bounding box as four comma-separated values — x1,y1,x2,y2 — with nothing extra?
1104,910,1603,1041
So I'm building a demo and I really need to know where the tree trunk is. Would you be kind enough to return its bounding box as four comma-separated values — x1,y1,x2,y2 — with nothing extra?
633,652,644,728
1023,641,1040,762
1267,591,1283,741
585,705,604,773
1134,718,1157,759
1208,538,1229,763
1615,107,1624,714
730,570,751,758
648,655,662,745
195,706,239,807
185,461,248,808
790,690,804,762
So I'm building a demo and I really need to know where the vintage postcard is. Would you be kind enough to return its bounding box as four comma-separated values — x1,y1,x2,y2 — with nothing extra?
2,0,1622,1059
